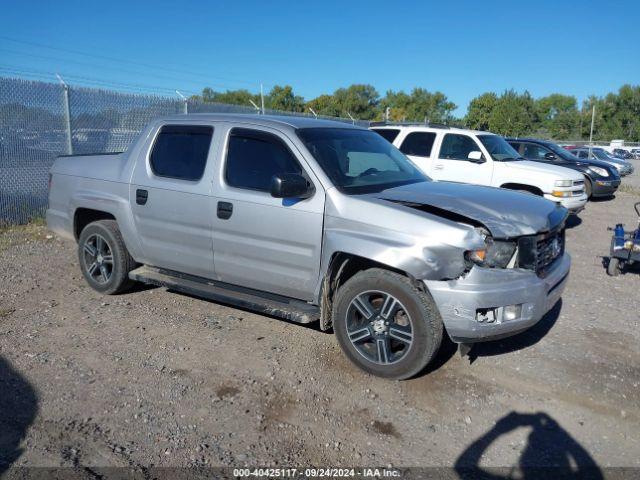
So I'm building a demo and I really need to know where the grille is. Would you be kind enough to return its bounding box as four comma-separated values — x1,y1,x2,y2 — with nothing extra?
517,228,565,277
535,229,565,274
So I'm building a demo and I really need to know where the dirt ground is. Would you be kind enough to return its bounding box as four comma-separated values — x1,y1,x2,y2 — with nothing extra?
1,168,639,476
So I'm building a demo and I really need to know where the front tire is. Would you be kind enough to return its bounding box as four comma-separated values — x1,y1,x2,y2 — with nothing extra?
332,268,443,380
584,178,593,199
77,220,136,294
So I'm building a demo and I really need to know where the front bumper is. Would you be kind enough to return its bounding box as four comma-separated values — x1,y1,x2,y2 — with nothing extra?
591,178,620,197
424,253,571,343
545,193,587,214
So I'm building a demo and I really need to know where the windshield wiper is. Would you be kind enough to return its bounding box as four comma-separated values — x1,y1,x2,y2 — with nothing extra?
499,156,525,162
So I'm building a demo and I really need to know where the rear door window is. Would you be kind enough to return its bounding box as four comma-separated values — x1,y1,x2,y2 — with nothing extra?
225,128,302,192
371,128,401,143
150,125,213,180
399,132,437,157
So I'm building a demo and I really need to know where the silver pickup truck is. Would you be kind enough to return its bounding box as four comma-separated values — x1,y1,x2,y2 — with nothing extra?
47,114,571,379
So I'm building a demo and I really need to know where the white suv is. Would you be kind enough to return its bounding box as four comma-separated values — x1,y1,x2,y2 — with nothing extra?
371,124,588,213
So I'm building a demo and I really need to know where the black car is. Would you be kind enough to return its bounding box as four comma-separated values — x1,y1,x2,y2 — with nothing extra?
507,138,620,198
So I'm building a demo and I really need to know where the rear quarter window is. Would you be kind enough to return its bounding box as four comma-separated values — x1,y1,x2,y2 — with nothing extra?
399,132,437,157
371,128,401,143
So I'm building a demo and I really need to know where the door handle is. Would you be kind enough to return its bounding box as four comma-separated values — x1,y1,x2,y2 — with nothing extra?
136,189,148,205
217,201,233,220
434,164,444,170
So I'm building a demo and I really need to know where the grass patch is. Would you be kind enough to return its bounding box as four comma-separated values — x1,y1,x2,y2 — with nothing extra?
0,218,52,253
0,308,15,318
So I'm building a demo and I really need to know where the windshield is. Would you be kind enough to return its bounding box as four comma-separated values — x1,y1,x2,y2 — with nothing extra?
592,148,613,160
477,135,522,161
297,128,429,194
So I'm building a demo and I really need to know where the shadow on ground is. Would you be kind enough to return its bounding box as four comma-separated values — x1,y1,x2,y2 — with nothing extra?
0,355,38,474
455,411,603,479
565,215,583,229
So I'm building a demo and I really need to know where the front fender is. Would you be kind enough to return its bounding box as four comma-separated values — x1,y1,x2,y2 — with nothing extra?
315,216,470,300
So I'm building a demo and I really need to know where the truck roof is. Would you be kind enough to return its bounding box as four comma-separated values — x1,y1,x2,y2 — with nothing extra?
157,113,363,131
369,124,494,136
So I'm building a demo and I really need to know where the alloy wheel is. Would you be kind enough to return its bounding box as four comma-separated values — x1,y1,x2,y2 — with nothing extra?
82,234,114,284
345,290,414,365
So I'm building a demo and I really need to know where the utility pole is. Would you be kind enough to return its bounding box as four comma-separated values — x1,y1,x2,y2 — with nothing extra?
385,107,390,122
176,90,188,114
260,83,265,115
56,74,73,155
589,105,595,158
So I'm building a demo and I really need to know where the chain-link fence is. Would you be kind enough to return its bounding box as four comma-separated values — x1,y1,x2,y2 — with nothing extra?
0,76,368,225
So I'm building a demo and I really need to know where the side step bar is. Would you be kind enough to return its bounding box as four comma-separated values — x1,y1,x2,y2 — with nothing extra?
129,266,320,324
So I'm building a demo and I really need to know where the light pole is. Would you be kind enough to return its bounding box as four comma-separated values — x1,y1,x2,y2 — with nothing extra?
588,105,595,158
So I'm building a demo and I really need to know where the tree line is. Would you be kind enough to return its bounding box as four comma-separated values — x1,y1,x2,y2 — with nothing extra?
192,84,640,141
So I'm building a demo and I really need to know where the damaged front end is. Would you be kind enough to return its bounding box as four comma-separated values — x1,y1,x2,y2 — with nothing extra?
383,196,570,344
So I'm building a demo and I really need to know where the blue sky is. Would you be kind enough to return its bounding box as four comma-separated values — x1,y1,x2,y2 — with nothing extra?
0,0,638,116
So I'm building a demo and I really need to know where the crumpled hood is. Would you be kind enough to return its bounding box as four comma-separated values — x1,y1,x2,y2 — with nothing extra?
367,181,568,238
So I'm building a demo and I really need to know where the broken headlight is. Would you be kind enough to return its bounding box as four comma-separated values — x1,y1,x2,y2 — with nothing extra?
465,229,517,269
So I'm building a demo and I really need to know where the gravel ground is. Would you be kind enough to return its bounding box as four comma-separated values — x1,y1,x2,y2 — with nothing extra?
1,168,639,475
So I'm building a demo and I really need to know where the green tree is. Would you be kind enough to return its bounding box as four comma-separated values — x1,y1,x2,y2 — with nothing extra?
306,84,380,120
195,88,260,107
332,84,380,120
267,85,305,112
305,94,341,117
487,90,536,136
381,88,456,123
465,92,498,131
594,85,640,141
534,94,579,139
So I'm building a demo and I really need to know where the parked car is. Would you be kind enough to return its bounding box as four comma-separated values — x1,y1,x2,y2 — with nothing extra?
612,148,633,160
506,138,620,198
370,124,588,214
47,114,572,380
631,148,640,160
572,147,634,176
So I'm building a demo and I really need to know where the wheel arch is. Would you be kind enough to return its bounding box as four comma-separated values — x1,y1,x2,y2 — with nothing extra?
500,183,544,196
73,208,116,240
583,175,593,198
318,252,424,331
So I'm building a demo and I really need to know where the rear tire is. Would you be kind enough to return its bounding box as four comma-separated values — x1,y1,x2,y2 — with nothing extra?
77,220,137,294
332,268,443,380
607,257,621,277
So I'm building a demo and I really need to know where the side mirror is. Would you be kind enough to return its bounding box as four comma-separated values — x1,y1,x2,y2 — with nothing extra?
467,151,485,163
544,152,557,161
270,173,313,199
